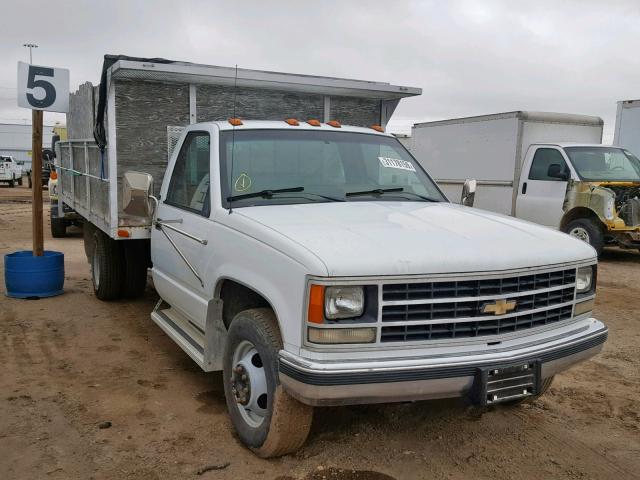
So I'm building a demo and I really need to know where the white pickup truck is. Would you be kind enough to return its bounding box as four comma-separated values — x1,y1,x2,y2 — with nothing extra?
58,59,606,457
121,120,606,457
0,155,23,187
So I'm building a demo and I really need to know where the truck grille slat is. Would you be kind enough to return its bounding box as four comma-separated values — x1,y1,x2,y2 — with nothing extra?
380,268,577,343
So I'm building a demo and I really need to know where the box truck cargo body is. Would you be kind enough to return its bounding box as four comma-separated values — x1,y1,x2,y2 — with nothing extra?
410,111,603,216
614,99,640,156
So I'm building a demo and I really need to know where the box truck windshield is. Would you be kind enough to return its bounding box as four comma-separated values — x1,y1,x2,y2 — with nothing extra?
565,146,640,181
219,129,445,207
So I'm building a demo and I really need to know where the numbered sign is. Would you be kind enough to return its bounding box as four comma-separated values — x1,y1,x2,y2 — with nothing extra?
17,61,69,113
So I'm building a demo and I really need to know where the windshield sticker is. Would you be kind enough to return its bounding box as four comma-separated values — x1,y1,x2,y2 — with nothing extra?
378,156,416,172
234,173,252,192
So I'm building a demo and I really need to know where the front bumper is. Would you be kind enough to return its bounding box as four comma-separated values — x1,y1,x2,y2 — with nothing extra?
279,318,607,406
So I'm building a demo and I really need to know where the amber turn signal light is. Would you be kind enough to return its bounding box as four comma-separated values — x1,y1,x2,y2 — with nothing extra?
370,124,384,132
307,284,325,324
307,119,321,127
228,118,243,126
285,118,300,126
327,120,341,128
117,229,130,238
49,171,58,180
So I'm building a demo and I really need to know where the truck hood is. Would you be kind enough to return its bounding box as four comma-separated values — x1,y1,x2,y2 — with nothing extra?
236,202,596,276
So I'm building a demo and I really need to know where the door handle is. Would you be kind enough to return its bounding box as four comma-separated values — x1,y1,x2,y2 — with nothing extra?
522,182,527,195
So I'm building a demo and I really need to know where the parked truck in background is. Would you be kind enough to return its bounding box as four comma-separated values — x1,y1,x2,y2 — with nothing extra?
409,111,640,254
0,155,23,187
58,58,607,457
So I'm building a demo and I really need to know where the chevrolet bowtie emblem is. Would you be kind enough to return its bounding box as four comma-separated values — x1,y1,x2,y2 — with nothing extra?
482,299,517,316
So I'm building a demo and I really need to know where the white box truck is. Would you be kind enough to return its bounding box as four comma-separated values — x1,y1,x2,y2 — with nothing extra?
614,99,640,156
58,62,606,457
410,111,640,254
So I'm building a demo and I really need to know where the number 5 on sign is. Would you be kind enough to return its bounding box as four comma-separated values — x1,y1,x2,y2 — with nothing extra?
17,61,69,113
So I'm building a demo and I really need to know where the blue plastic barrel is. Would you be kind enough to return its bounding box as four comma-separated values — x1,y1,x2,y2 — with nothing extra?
4,250,65,298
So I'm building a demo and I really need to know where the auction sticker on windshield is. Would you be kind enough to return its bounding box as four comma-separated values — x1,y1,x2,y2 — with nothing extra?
378,156,416,172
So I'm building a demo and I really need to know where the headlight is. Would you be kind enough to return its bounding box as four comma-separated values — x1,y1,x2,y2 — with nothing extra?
604,196,615,220
324,286,364,319
576,266,594,294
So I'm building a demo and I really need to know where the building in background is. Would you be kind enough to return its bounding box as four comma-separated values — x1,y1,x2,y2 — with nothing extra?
0,122,66,171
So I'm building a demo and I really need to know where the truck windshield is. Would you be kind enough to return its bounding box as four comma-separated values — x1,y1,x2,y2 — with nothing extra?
565,147,640,181
219,129,445,207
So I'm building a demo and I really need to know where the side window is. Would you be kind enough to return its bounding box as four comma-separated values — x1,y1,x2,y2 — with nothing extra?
529,148,568,181
166,132,211,216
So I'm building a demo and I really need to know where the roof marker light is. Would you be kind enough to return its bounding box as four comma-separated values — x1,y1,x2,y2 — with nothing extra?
327,120,341,128
285,118,300,126
228,118,243,126
307,119,321,127
370,124,384,133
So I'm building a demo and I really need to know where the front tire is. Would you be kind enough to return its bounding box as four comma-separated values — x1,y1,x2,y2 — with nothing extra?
18,176,23,186
91,230,124,300
223,308,313,458
563,218,604,256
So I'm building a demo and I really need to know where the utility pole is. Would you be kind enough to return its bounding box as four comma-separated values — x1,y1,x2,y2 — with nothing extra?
23,43,38,64
22,42,42,255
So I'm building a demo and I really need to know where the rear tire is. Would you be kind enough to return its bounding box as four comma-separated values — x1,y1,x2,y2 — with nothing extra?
121,240,149,299
50,217,67,238
223,308,313,458
563,218,604,256
91,230,124,300
28,175,32,188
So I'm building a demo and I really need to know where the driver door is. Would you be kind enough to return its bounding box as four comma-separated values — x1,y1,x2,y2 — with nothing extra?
151,131,213,328
516,147,571,227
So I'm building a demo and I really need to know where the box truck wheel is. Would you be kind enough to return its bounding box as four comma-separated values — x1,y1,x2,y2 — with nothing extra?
223,308,313,458
91,230,124,300
563,218,604,256
122,240,149,299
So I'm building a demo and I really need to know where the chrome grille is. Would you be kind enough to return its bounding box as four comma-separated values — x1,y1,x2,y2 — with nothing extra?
379,268,577,343
383,269,576,301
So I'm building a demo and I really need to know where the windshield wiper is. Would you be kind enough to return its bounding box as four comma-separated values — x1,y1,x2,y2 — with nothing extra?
345,187,404,198
227,186,304,202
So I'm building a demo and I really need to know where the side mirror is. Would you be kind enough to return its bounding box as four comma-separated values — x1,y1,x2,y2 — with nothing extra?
461,179,477,207
547,164,569,181
122,171,154,217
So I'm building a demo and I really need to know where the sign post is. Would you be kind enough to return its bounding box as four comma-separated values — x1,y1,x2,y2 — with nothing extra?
17,61,69,257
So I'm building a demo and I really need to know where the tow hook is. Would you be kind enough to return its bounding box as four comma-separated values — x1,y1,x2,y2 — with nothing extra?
231,364,251,405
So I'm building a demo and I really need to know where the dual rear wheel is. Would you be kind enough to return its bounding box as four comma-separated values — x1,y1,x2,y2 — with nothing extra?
89,230,149,300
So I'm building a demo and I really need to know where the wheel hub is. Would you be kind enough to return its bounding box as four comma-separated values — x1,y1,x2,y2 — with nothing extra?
570,226,590,243
230,365,251,406
230,341,268,428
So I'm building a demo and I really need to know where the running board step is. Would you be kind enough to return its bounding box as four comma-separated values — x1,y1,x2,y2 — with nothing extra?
150,299,227,372
151,307,207,369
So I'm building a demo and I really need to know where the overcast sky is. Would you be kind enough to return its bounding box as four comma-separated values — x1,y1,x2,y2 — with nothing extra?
2,0,640,141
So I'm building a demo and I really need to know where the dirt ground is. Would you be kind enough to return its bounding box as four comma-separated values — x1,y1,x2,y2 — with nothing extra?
0,183,638,480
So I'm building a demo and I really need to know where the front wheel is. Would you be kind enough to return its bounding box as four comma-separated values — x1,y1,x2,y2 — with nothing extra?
223,308,313,458
563,218,604,256
18,176,23,186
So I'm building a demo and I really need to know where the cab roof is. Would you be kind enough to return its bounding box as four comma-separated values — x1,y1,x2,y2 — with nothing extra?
192,120,393,136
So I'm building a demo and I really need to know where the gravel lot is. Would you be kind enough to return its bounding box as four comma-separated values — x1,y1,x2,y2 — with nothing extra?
1,184,638,480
